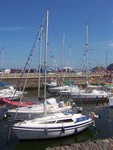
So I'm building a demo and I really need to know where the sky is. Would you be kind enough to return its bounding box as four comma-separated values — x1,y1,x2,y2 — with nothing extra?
0,0,113,71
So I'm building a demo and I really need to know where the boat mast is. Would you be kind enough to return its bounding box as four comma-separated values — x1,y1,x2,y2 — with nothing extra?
61,34,65,85
44,10,49,102
69,46,72,84
85,24,89,82
106,49,108,82
1,48,4,83
38,25,43,98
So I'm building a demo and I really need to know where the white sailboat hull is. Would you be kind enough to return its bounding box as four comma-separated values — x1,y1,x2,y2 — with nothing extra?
8,105,72,119
48,85,69,93
71,94,108,99
71,89,109,102
12,113,93,140
7,97,72,119
58,85,81,96
13,122,92,139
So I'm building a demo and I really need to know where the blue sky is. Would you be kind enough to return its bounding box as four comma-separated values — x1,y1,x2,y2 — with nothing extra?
0,0,113,70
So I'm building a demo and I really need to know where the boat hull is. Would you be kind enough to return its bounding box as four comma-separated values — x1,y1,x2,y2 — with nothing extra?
72,98,108,104
71,94,109,103
12,119,93,140
7,104,72,120
48,86,69,94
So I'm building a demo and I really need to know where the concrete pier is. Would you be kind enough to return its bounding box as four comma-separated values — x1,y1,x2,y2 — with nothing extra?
46,138,113,150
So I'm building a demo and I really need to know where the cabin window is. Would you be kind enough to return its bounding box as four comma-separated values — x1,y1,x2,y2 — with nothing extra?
57,119,73,123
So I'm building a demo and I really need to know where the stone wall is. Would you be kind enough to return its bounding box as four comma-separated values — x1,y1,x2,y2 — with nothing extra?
46,138,113,150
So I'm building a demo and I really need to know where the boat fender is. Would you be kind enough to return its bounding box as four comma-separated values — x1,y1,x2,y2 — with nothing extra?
74,128,78,134
61,127,65,134
29,114,31,119
94,113,101,118
3,113,8,119
44,128,48,136
89,112,95,120
89,112,100,119
66,101,71,106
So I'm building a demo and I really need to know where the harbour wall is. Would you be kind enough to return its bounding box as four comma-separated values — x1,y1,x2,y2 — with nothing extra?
0,73,110,89
46,138,113,150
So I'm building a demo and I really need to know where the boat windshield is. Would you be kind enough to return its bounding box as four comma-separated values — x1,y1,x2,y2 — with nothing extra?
57,119,73,123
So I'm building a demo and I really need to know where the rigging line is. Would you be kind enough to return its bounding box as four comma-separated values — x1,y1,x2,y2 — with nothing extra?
14,26,45,119
14,13,47,119
89,48,98,65
17,16,46,90
17,29,41,89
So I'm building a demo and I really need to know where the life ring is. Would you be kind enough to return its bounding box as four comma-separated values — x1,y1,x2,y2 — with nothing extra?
66,101,71,106
89,112,95,120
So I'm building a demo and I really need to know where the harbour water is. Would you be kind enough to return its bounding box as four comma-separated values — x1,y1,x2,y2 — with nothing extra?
0,89,113,150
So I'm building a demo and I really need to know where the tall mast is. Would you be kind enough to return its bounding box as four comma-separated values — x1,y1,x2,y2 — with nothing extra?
106,49,108,82
38,25,43,98
1,48,4,83
44,10,49,101
86,24,89,82
69,46,71,83
61,34,65,85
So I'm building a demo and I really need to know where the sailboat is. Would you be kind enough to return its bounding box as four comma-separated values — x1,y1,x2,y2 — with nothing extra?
70,25,109,103
11,11,99,140
43,73,58,89
58,47,83,96
5,11,71,120
12,111,98,140
48,34,70,94
7,97,72,119
0,48,23,103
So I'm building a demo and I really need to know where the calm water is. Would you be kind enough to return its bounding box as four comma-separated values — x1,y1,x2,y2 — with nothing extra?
0,89,113,150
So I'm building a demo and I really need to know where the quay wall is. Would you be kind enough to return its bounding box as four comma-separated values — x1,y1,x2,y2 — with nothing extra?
46,138,113,150
0,73,111,89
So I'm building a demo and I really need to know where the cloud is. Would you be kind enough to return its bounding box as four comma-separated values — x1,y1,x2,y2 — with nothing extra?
0,27,24,31
0,26,35,31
